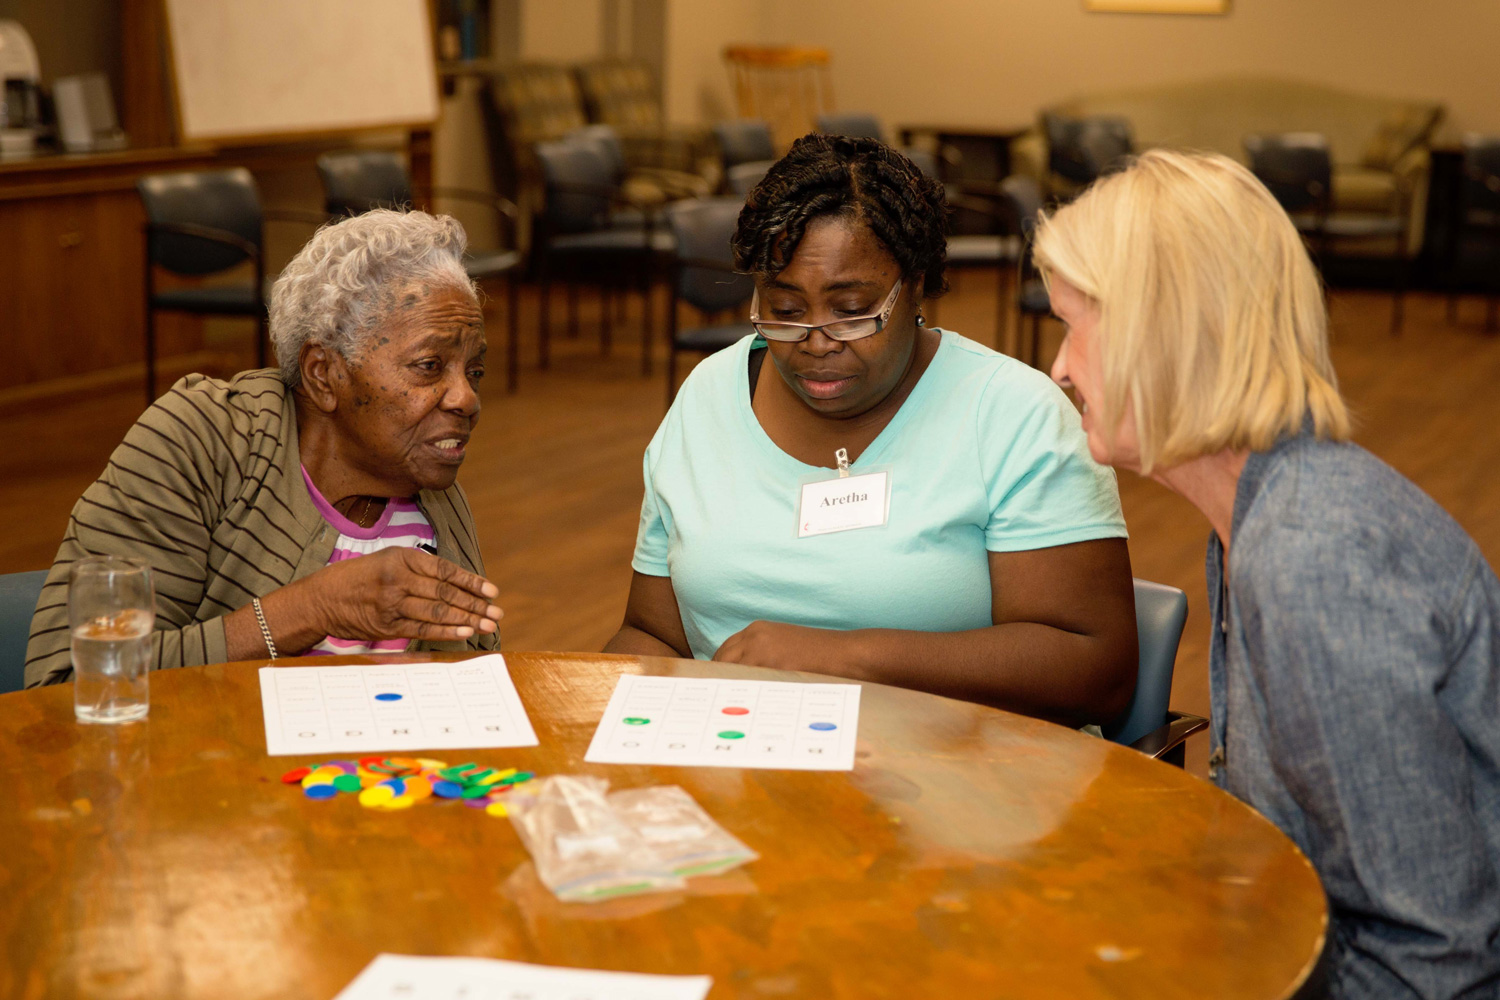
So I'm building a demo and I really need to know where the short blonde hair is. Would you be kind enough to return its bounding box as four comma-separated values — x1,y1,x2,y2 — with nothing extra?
1033,149,1349,473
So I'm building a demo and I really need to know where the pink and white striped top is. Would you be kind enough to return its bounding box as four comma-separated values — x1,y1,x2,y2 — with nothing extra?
300,466,436,656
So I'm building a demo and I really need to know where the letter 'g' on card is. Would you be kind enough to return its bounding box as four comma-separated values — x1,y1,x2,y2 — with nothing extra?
797,471,889,538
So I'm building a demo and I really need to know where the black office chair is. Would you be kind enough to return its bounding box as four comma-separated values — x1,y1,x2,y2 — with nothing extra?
1446,135,1500,333
138,168,267,404
816,112,885,141
533,138,675,376
316,151,526,392
1106,579,1208,767
1044,114,1134,194
1245,132,1408,335
661,197,756,405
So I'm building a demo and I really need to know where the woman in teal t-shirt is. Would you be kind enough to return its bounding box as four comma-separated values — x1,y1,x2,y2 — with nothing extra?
604,134,1137,727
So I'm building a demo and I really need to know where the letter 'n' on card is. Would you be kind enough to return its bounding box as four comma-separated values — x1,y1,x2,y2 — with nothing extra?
797,471,889,538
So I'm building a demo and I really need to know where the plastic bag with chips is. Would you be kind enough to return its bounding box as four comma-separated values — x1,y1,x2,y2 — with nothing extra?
607,785,759,878
506,775,686,902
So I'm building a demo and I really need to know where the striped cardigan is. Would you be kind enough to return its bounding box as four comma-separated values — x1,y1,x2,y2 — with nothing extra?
25,370,499,687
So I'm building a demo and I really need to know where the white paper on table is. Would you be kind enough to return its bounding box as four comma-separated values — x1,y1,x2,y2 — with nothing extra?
333,953,713,1000
584,674,861,771
258,654,538,756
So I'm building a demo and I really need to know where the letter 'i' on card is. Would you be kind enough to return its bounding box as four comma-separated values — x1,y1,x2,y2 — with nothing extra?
798,471,889,537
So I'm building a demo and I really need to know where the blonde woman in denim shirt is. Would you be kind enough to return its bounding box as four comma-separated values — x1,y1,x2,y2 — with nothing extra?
1035,149,1500,999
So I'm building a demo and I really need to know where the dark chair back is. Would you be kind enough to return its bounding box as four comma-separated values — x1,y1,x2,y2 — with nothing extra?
566,123,628,183
727,162,772,198
1002,174,1044,237
1044,114,1134,185
1244,133,1333,215
317,150,413,217
0,570,48,694
1460,134,1500,220
713,119,777,168
664,198,753,314
1105,579,1190,747
817,112,884,141
904,148,941,180
535,138,615,235
137,168,263,275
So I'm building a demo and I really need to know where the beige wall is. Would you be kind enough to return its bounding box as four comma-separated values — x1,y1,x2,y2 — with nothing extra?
666,0,1499,137
663,0,772,125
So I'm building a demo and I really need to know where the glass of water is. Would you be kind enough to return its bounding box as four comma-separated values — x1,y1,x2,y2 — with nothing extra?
69,556,155,724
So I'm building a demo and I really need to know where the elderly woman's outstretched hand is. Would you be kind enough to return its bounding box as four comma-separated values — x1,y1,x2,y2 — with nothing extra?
306,547,503,643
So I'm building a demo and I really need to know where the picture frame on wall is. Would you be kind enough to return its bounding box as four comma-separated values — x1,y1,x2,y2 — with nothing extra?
1085,0,1230,12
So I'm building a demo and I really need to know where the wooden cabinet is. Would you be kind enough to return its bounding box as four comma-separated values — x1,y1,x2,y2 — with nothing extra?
0,147,216,405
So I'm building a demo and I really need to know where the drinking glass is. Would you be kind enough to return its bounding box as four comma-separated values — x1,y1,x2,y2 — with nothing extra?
69,556,155,724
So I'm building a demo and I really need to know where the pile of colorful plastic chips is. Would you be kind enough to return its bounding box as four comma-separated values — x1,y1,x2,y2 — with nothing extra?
279,757,534,817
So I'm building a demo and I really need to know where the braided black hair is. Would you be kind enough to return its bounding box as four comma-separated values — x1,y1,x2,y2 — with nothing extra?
732,133,949,299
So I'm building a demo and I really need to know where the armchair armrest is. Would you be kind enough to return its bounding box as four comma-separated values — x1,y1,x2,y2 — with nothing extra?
1129,710,1208,763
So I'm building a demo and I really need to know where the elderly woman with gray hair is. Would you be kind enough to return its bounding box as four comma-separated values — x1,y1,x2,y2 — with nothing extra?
25,209,502,686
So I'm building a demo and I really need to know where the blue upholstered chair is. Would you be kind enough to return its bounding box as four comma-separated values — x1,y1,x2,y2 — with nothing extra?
1,570,48,694
1106,578,1208,767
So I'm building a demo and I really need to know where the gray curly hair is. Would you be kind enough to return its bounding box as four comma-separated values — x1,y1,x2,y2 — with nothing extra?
269,209,478,387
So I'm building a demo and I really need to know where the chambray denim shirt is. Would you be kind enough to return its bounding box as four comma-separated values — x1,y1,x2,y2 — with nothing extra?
1207,430,1500,999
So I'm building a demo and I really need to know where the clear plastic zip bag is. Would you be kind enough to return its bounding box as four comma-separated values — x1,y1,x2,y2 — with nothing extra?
506,775,685,902
607,785,759,878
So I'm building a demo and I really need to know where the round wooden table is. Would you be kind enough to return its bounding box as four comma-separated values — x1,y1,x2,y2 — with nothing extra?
0,652,1326,1000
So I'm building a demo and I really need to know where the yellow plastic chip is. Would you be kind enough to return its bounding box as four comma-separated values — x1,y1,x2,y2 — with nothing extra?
301,768,339,789
485,801,509,818
358,785,395,808
379,795,416,811
415,758,448,771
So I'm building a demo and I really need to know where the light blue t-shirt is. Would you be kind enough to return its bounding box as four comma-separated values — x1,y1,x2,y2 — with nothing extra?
632,330,1127,660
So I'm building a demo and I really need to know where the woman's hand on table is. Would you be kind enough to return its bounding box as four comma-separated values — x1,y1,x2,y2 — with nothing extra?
713,621,865,676
225,548,503,660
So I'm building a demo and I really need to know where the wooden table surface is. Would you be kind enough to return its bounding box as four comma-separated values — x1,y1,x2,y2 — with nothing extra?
0,652,1326,1000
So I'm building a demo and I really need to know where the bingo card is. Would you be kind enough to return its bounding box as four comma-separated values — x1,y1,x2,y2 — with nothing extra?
584,674,861,770
258,655,538,756
334,954,711,1000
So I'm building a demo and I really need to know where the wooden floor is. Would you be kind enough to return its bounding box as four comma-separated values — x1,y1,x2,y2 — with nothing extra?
6,274,1499,778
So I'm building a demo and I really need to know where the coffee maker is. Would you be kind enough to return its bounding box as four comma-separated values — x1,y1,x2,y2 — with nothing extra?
0,20,43,158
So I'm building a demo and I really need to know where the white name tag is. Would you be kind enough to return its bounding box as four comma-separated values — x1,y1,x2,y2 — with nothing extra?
798,471,890,538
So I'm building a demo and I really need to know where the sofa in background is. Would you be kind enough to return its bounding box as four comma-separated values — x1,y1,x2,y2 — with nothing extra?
1012,75,1444,255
